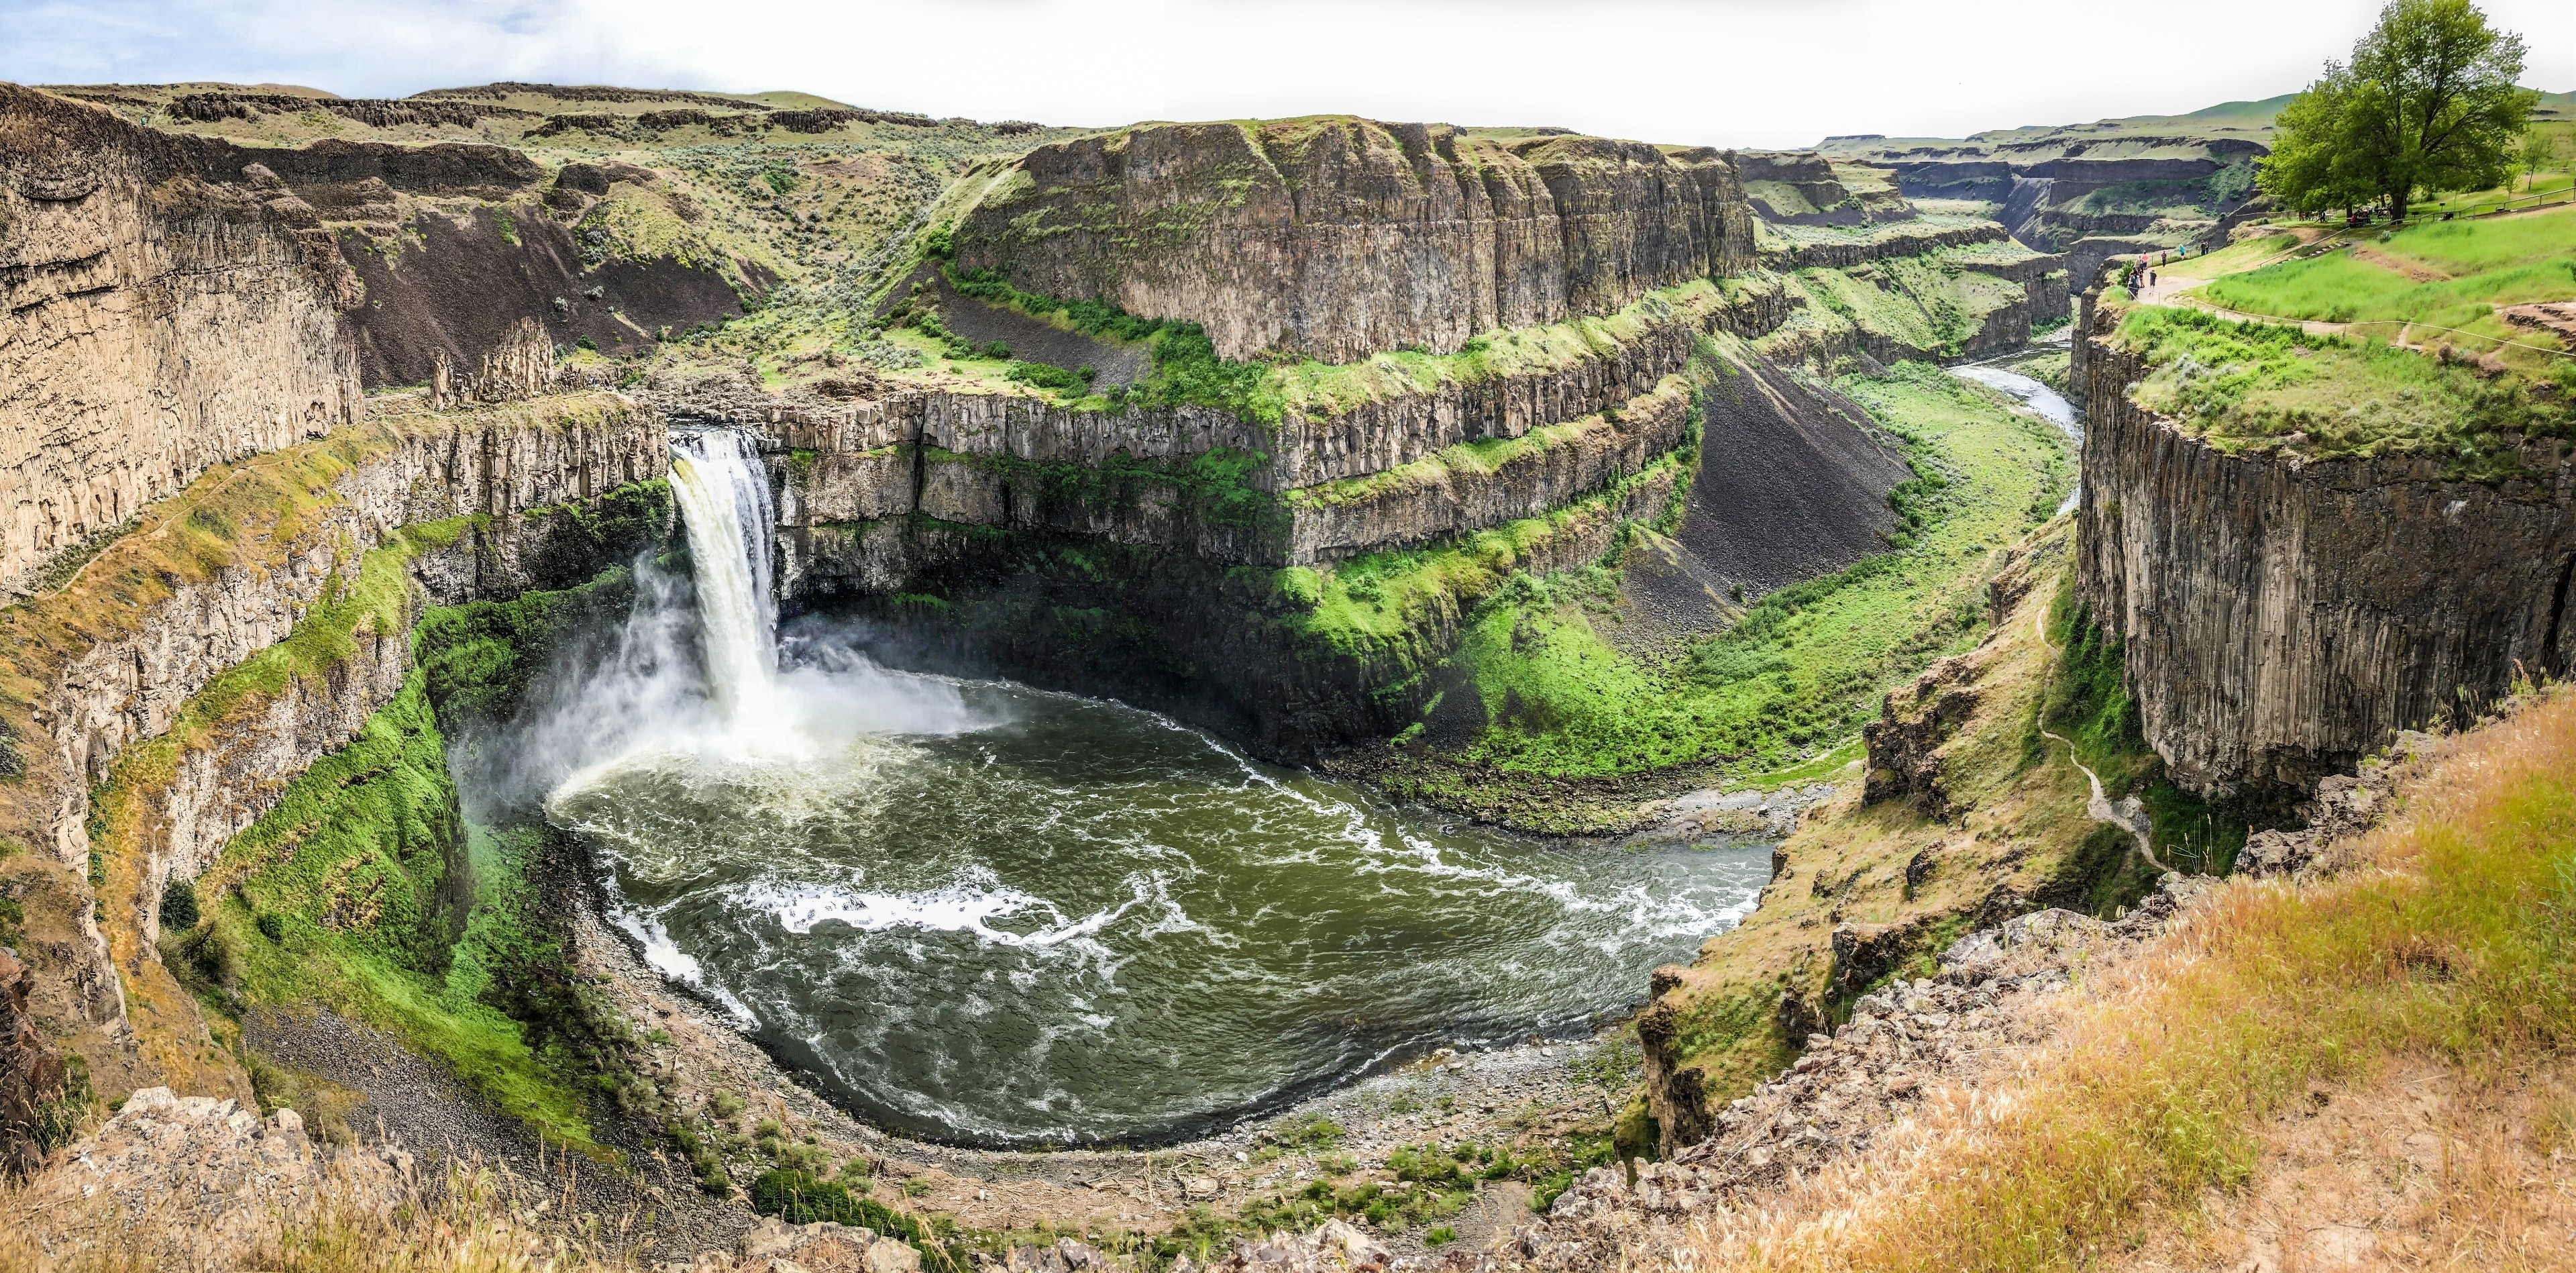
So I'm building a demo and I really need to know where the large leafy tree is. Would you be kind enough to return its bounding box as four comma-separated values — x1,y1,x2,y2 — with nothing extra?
2259,0,2538,219
2260,67,2377,216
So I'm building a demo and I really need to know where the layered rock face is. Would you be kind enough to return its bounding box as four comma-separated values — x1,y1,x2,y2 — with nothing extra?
13,393,667,873
1863,135,2266,250
1734,150,1914,228
2076,333,2576,800
953,117,1756,361
753,376,1687,578
0,389,663,1111
0,84,362,597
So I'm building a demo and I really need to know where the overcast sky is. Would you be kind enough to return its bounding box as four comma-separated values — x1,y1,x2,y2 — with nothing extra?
3,0,2569,149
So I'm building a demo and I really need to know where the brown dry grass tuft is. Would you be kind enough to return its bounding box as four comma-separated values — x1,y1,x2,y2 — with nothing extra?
0,1155,646,1273
1668,686,2576,1272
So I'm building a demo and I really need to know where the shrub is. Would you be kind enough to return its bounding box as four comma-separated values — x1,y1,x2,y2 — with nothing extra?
256,912,287,943
158,878,199,931
749,1168,920,1240
1004,360,1093,393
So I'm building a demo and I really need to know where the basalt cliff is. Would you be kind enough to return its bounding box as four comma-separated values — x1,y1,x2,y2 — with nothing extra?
951,119,1757,362
2072,287,2576,803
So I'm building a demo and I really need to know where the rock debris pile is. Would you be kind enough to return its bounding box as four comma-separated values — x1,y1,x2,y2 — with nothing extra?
653,1215,925,1273
1497,874,2218,1270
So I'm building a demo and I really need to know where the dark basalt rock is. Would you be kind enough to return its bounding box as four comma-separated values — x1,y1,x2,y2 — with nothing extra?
2075,297,2576,801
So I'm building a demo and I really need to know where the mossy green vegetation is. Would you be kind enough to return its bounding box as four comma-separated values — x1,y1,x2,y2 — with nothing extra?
63,460,679,1164
2032,587,2251,874
751,1169,960,1270
1780,254,2033,360
927,442,1284,533
2113,303,2576,467
1362,363,2071,829
416,566,645,738
183,676,618,1156
2198,206,2576,343
933,266,1281,420
1279,453,1684,654
1227,1135,1611,1237
1272,279,1731,418
142,560,667,1159
1636,523,2180,1135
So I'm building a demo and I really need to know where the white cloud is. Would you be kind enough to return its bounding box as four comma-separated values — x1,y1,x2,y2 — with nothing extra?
2,0,2568,148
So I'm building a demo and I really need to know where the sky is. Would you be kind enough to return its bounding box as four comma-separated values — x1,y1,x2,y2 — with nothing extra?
3,0,2570,149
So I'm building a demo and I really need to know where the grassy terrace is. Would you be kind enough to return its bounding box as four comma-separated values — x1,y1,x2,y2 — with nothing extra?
837,270,1743,428
1356,362,2072,830
2110,303,2576,469
2196,204,2576,368
1283,377,1689,511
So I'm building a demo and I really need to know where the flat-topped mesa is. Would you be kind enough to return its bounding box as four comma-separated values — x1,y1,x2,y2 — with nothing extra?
951,117,1756,362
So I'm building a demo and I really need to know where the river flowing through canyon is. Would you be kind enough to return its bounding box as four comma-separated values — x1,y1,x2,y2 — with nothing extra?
1950,363,2083,515
542,429,1770,1147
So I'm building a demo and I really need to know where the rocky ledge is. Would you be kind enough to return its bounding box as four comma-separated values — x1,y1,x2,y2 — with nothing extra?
7,1086,407,1268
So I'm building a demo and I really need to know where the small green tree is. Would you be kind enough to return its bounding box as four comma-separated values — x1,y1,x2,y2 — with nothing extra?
2517,128,2564,190
159,878,199,931
2259,0,2538,219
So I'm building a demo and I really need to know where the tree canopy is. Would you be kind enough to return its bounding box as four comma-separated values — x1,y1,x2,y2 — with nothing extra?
2258,0,2539,219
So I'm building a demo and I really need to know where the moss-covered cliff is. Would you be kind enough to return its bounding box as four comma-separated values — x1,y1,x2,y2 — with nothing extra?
951,117,1756,362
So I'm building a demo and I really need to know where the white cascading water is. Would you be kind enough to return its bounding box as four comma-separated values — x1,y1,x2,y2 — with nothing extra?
667,429,788,739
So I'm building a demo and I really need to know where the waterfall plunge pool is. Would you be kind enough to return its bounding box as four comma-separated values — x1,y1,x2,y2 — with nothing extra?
539,429,1770,1148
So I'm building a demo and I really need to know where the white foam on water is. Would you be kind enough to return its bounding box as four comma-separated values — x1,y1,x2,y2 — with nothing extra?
610,907,758,1025
741,876,1147,959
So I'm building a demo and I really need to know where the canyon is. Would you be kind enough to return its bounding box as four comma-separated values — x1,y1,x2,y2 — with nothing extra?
0,62,2567,1273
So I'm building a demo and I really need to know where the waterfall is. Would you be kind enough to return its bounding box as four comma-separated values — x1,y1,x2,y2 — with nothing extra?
669,429,784,731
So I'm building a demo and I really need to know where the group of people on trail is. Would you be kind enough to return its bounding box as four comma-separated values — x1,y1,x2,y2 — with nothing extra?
2123,243,2192,293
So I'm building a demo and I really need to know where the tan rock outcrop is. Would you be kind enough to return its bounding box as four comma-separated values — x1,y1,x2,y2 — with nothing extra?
0,83,362,597
5,1086,407,1269
954,117,1755,361
10,393,663,872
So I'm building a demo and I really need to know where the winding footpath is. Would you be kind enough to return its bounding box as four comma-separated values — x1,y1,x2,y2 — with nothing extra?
2030,605,2167,874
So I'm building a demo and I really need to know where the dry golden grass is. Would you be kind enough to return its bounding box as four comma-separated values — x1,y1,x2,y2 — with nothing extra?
0,1156,643,1273
2106,1057,2575,1272
1668,686,2576,1272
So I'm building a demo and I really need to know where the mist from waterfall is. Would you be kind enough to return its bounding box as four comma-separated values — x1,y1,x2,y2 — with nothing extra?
454,427,979,825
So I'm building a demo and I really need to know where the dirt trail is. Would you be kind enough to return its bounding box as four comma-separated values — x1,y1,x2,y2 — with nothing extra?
2029,606,2165,872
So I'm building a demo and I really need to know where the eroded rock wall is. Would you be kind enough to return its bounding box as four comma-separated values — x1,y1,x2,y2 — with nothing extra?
2075,332,2576,799
953,118,1756,361
761,377,1686,572
10,393,665,872
0,84,362,597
